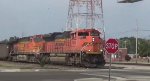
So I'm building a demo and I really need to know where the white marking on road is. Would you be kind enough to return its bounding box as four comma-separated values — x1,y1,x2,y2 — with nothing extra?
35,69,40,72
64,69,88,72
74,78,103,81
80,73,127,81
0,69,21,72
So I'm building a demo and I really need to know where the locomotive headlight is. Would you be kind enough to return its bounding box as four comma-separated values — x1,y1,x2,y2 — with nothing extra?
100,49,103,52
92,38,95,42
88,50,91,51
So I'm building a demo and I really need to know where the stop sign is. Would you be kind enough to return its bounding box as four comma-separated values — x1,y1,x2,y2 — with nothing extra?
105,39,119,54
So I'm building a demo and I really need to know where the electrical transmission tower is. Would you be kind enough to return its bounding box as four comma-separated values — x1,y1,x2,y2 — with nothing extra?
67,0,104,30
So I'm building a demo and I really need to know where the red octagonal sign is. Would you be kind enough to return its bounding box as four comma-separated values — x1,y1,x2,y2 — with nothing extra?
105,39,119,54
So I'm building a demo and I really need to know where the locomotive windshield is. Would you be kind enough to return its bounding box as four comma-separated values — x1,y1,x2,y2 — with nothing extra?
90,31,99,36
18,37,30,42
34,37,43,42
78,32,89,36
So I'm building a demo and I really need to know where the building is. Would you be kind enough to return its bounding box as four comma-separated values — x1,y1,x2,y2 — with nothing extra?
105,48,127,62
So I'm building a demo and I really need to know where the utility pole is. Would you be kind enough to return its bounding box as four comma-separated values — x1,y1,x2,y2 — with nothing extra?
124,40,127,48
135,20,139,63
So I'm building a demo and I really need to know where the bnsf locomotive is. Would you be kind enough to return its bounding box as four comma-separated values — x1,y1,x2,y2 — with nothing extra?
0,28,105,67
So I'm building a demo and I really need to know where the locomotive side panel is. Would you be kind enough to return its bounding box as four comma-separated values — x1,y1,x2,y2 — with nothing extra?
13,37,31,54
13,35,45,54
63,39,72,53
44,31,72,54
45,42,55,53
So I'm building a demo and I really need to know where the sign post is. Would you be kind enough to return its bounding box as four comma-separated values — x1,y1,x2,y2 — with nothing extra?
109,54,112,81
105,38,119,81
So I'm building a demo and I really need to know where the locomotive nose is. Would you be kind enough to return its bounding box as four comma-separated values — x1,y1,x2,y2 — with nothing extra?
92,36,103,52
83,37,103,54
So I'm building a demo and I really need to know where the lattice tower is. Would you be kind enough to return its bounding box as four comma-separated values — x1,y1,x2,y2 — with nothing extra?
67,0,104,30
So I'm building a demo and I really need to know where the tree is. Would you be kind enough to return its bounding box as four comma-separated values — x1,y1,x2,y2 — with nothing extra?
119,37,136,54
119,37,150,57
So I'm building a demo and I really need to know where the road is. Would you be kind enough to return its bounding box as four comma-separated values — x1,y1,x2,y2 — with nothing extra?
0,61,150,81
0,67,150,81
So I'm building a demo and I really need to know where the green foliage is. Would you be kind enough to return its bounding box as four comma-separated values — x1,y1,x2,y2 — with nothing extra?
119,37,150,57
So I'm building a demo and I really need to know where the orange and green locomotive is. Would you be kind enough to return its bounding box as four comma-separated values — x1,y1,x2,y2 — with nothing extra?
0,28,105,67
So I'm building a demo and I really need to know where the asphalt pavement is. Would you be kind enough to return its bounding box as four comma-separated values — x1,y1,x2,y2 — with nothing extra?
0,61,150,81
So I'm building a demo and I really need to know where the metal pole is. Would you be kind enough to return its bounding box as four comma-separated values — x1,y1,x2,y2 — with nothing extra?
124,41,127,48
136,32,138,63
109,54,111,81
136,20,138,63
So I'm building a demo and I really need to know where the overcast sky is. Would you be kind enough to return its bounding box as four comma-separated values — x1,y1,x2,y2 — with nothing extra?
0,0,149,40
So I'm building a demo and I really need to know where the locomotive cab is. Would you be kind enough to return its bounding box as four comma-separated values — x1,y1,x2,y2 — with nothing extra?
71,29,103,54
69,29,105,67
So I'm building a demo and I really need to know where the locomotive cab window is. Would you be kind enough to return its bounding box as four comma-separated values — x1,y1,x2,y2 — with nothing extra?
34,37,43,42
71,33,76,39
90,31,99,36
78,32,89,36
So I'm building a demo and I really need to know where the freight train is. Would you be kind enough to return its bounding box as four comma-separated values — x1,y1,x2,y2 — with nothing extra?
0,28,105,67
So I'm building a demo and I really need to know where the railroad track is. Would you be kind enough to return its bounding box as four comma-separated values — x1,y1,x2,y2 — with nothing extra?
0,60,127,71
0,60,90,70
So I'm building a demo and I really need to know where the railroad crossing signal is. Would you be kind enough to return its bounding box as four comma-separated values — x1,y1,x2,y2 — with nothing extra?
105,38,119,54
